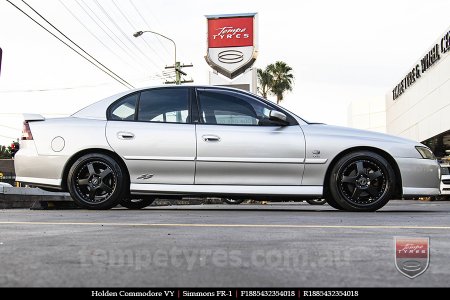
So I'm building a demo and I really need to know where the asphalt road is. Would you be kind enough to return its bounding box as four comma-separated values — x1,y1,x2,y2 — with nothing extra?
0,200,449,287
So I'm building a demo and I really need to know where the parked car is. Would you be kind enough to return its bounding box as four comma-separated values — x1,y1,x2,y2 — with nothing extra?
440,163,450,200
14,86,440,211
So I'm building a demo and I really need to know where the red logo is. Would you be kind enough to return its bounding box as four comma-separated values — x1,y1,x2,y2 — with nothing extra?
208,17,254,48
394,237,429,278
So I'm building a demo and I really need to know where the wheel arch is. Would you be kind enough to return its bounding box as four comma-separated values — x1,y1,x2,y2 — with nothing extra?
322,146,402,199
61,148,130,192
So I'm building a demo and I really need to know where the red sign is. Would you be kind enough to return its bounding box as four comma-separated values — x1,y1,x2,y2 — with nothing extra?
208,17,253,48
394,237,429,278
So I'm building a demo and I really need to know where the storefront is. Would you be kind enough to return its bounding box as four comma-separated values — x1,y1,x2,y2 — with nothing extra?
386,25,450,160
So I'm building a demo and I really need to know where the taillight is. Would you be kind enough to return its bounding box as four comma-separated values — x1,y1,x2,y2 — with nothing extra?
21,121,34,140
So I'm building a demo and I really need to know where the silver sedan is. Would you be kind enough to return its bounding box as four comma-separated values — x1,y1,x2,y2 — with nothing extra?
14,86,440,211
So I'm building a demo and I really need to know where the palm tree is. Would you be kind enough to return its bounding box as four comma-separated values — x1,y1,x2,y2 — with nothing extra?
267,61,294,104
257,68,272,99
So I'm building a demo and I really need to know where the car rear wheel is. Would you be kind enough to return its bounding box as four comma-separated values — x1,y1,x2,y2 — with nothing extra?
329,151,395,212
223,198,245,205
306,199,327,205
120,196,155,209
67,153,125,209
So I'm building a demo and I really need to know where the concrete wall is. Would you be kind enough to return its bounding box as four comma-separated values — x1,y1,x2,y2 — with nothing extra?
347,98,386,133
386,26,450,142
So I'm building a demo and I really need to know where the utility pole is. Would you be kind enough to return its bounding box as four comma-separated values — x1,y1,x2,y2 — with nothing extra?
165,62,194,84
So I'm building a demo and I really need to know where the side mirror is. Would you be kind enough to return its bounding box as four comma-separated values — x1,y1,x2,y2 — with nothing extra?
269,110,288,125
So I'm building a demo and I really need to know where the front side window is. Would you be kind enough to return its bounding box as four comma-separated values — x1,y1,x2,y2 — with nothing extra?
197,90,275,126
109,93,138,121
138,88,189,123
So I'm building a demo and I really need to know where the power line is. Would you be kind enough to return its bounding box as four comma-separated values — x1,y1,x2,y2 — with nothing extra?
58,0,144,74
75,0,149,73
19,0,134,89
110,0,166,63
129,0,172,59
93,0,162,71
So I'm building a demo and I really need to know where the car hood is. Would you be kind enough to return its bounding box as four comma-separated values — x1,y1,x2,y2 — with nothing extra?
305,123,421,146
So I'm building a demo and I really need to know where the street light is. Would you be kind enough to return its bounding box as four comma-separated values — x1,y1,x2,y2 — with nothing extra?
133,30,180,84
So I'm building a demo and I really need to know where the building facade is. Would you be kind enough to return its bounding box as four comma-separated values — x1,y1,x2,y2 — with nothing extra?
386,26,450,158
347,98,386,133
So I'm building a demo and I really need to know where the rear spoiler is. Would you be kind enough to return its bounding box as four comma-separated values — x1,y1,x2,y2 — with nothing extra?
23,113,45,122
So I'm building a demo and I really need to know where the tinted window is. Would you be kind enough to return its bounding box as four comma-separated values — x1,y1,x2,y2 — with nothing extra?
109,93,138,121
198,90,275,126
138,88,189,123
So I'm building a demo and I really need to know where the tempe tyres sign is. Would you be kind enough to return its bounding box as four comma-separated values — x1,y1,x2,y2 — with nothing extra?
205,13,258,79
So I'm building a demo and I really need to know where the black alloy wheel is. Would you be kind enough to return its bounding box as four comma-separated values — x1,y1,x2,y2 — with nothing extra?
329,151,395,212
68,153,125,209
120,196,155,209
223,198,245,205
306,199,327,205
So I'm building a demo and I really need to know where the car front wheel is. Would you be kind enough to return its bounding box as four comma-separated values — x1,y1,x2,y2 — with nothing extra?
67,153,125,209
329,151,395,212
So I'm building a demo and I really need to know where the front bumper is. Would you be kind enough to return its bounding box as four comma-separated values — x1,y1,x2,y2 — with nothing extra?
396,157,441,196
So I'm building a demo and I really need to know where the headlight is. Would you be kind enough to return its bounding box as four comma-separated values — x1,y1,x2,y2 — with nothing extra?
415,146,435,159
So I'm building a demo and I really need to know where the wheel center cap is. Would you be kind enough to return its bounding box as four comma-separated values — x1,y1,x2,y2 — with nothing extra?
92,177,99,186
356,176,370,187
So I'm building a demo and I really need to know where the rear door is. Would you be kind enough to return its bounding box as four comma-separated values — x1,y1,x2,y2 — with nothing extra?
106,87,196,184
194,88,305,186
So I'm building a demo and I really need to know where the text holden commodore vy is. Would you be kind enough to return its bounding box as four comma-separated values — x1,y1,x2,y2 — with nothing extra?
14,86,440,211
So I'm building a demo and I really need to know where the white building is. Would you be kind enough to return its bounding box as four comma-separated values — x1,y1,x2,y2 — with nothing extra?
386,25,450,158
347,98,386,133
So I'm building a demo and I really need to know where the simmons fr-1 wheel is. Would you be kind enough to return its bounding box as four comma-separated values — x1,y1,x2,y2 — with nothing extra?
329,151,395,212
223,198,245,205
67,153,125,209
306,199,327,205
120,196,155,209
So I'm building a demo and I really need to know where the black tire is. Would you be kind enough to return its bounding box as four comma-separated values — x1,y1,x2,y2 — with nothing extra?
306,199,327,205
324,196,344,210
67,153,126,209
223,198,245,205
329,151,395,212
120,196,155,209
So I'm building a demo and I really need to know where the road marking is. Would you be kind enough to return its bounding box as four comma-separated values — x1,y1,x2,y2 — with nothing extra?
0,221,450,230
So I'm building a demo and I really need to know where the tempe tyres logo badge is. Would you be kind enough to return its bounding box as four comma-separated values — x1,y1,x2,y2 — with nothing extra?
205,13,258,79
394,237,429,278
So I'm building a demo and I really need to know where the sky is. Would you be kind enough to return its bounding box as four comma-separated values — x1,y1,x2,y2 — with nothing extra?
1,0,450,146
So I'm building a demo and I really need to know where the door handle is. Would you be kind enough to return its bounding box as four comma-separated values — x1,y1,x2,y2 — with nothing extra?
202,135,221,142
117,132,135,140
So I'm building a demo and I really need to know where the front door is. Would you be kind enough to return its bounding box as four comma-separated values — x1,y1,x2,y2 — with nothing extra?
194,88,305,186
106,87,196,185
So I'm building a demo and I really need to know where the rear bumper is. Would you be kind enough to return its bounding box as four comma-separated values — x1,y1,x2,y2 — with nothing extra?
396,157,441,196
14,140,67,189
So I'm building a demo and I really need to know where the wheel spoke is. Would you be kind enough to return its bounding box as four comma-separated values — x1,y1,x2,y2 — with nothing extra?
100,183,113,194
87,163,96,176
351,187,362,199
368,170,382,180
342,175,357,183
77,178,89,186
355,161,364,175
88,187,96,200
99,168,112,179
367,186,379,197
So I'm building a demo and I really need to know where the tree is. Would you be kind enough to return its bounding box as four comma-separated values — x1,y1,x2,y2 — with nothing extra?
0,145,11,159
257,68,272,99
267,61,294,104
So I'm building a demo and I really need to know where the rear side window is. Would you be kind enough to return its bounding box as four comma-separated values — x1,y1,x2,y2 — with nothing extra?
109,93,138,121
138,88,189,123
